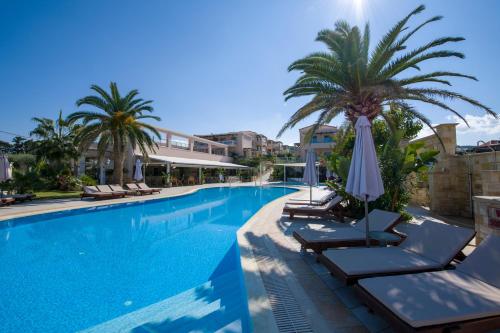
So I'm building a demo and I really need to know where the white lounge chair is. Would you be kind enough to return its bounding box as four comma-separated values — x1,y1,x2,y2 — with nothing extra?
293,209,402,253
286,189,336,206
319,220,475,284
355,235,500,332
283,195,344,221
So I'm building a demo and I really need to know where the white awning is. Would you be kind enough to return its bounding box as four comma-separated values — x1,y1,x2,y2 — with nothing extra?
274,162,320,167
146,154,249,169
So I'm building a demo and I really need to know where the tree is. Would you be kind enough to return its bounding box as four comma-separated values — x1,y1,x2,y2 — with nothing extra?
10,136,34,154
279,5,495,146
30,110,80,170
67,82,161,185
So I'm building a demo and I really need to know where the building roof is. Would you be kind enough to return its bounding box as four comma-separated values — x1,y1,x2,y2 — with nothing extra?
299,124,338,134
147,154,249,169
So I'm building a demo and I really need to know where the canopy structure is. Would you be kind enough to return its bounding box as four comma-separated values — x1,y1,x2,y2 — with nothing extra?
274,162,320,167
146,154,249,169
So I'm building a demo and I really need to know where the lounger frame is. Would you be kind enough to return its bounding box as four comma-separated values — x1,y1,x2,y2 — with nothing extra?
319,231,475,284
293,216,404,254
354,284,500,333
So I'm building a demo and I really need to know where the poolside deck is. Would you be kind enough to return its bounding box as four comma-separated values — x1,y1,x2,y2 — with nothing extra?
0,184,475,332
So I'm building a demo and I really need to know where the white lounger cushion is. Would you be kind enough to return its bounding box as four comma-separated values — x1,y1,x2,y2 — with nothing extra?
284,196,342,211
288,188,333,202
359,270,500,328
321,220,473,276
400,220,475,266
352,209,401,232
322,247,441,275
456,235,500,288
296,228,366,243
294,209,400,243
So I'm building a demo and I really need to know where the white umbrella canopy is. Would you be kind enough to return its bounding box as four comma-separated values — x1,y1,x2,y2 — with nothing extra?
345,116,384,246
134,159,144,181
302,149,318,204
0,155,12,182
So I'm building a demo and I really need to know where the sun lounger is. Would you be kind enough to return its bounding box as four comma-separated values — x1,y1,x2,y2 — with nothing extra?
3,193,37,202
137,182,161,193
126,183,154,195
96,185,127,197
81,186,118,200
283,195,344,220
109,184,138,196
286,189,336,206
293,209,402,253
319,220,476,284
354,235,500,332
0,197,15,206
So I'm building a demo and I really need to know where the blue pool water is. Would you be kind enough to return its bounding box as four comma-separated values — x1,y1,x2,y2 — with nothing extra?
0,186,296,332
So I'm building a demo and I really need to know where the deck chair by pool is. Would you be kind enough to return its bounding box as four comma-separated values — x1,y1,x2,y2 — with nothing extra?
3,193,36,202
355,235,500,332
319,220,476,284
96,185,127,198
293,209,402,254
81,186,116,200
125,183,153,195
109,184,138,196
137,182,161,193
286,189,336,206
0,197,15,205
283,195,344,221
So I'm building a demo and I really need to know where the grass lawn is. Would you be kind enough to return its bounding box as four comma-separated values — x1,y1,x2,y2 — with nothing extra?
34,191,81,200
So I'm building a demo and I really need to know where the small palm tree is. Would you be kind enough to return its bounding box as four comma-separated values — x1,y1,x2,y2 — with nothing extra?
279,5,496,143
67,82,161,185
30,111,80,168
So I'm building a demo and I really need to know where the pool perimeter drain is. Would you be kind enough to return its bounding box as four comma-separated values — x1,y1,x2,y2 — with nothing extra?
249,235,314,333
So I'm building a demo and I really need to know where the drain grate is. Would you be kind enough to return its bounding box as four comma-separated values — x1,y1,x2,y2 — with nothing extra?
250,237,314,333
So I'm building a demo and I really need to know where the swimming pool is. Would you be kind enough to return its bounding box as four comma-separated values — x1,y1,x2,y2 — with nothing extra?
0,186,296,332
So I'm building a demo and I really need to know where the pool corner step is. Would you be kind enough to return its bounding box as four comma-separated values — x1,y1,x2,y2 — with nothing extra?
79,270,247,333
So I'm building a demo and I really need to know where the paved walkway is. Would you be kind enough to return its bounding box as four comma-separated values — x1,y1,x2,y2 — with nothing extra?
240,196,476,333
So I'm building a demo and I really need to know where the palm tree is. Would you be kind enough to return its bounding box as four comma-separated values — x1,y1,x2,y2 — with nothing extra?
279,5,496,145
67,82,161,185
30,110,80,169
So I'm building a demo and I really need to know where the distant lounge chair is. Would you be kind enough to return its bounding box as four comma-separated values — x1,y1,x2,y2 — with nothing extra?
109,184,137,196
81,186,123,200
355,235,500,332
125,183,154,195
3,193,37,202
286,189,336,206
0,197,15,206
137,182,161,193
293,209,401,254
319,220,476,284
96,185,127,197
283,195,344,221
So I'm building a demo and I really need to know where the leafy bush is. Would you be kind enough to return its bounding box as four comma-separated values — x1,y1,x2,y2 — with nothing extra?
326,133,438,217
80,175,97,186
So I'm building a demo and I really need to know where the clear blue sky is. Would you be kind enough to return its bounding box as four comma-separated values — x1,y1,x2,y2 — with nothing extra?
1,0,499,145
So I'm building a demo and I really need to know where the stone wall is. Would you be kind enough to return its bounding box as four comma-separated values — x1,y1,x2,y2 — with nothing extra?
410,123,499,217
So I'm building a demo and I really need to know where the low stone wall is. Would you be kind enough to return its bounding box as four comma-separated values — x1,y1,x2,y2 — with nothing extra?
410,151,498,217
473,196,500,243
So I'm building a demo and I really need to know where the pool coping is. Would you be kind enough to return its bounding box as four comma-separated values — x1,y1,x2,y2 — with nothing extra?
0,183,286,222
236,186,306,333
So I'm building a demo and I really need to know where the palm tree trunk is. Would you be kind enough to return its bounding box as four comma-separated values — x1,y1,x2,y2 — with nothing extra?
112,136,124,185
